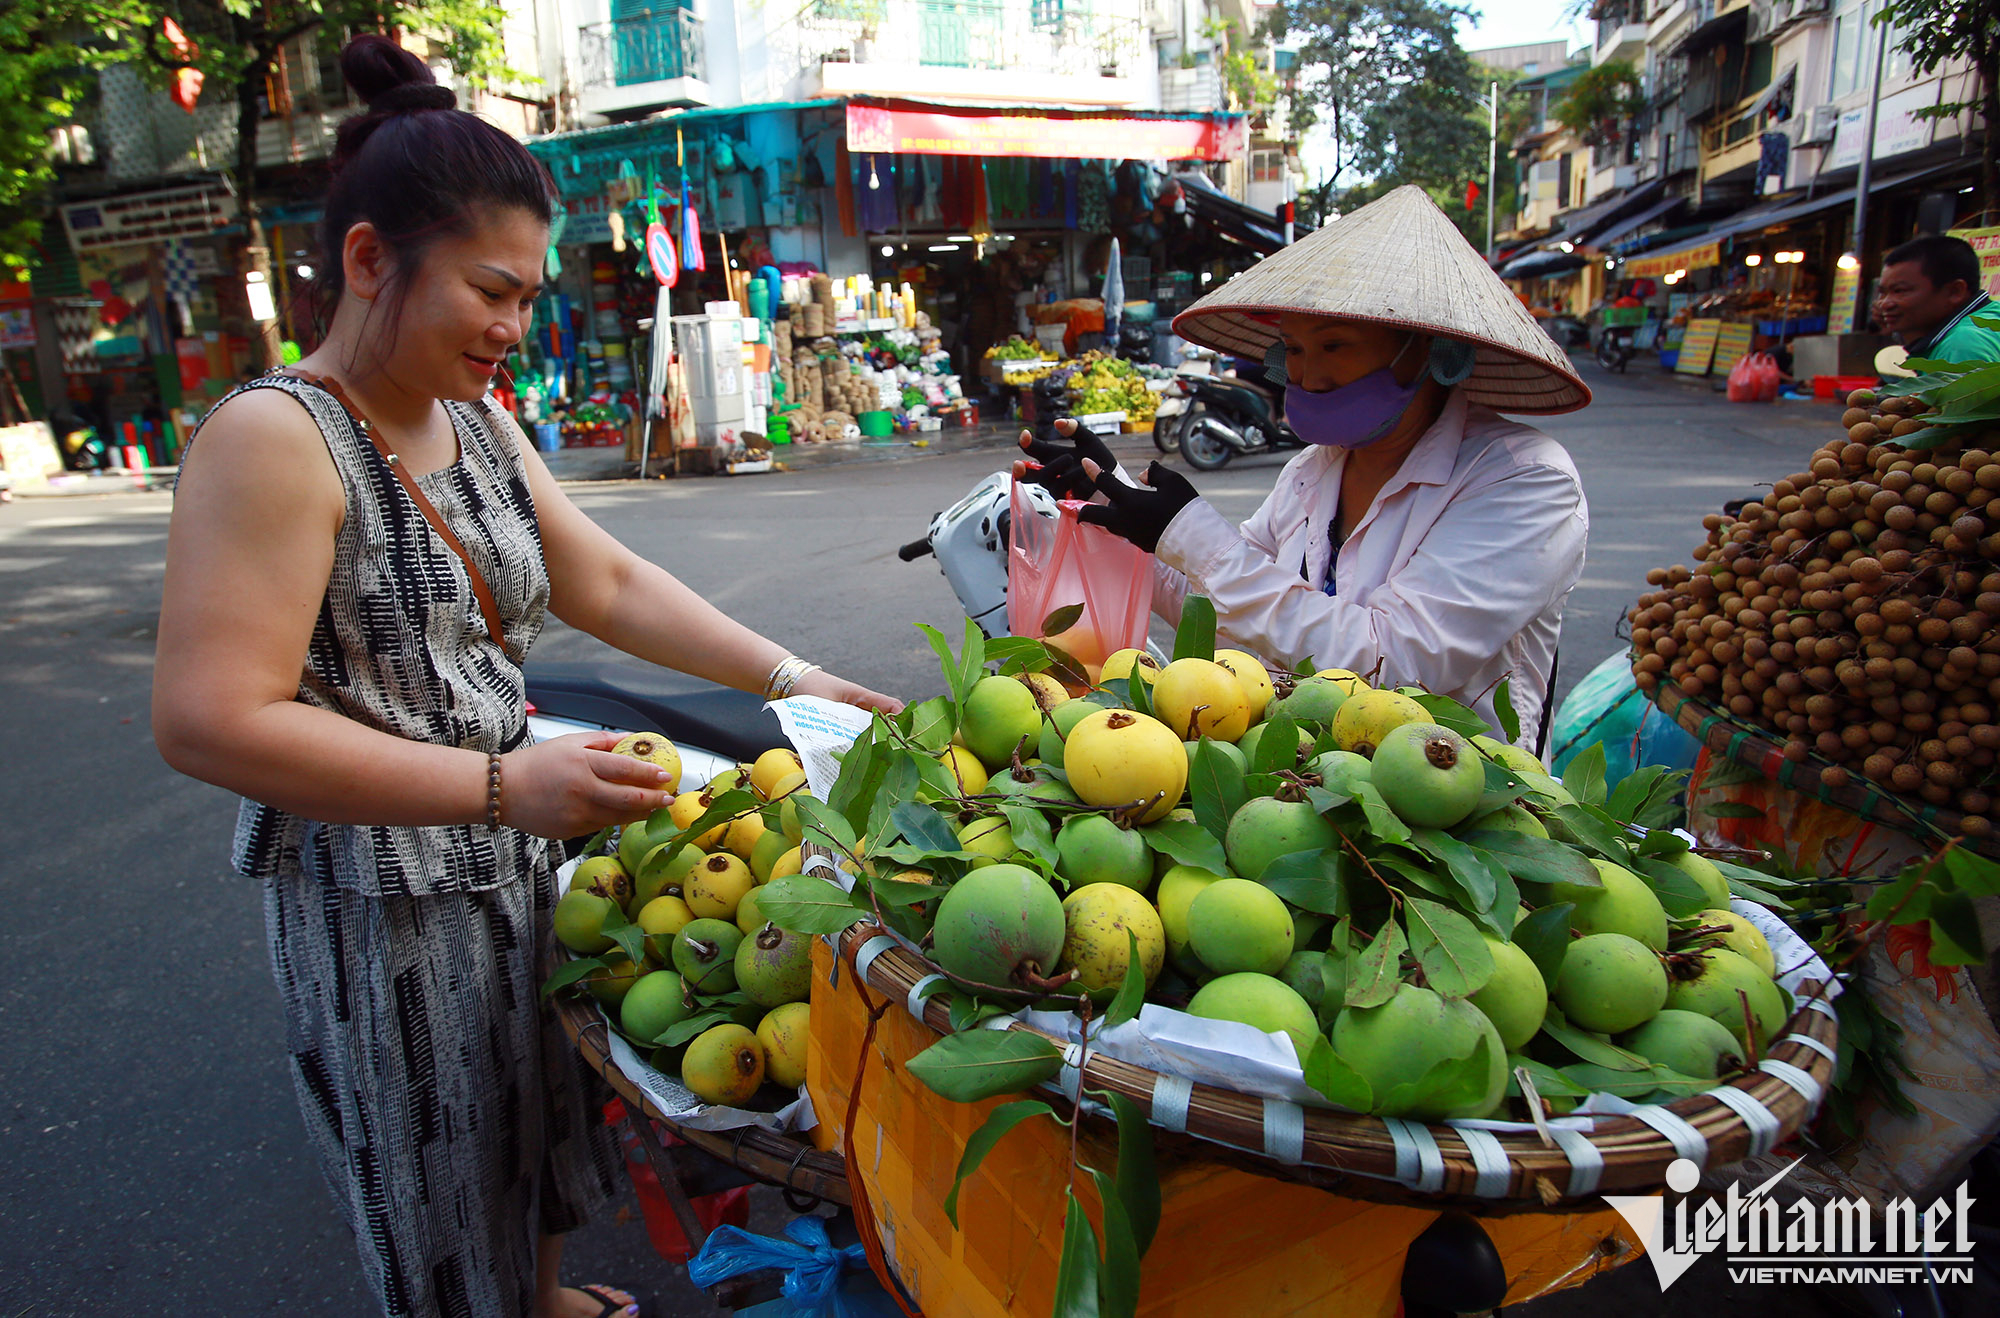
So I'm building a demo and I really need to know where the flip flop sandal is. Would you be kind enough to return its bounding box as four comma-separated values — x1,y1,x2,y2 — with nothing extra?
574,1284,640,1318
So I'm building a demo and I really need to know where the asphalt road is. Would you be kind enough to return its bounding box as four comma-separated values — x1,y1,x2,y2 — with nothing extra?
0,362,1850,1317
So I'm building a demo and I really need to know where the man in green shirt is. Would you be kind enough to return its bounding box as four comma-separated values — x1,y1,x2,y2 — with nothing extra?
1873,234,2000,366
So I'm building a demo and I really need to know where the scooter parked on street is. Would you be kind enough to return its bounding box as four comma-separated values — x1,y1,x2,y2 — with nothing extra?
1171,368,1303,471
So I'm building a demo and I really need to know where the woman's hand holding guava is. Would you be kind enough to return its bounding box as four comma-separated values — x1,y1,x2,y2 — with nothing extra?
498,731,675,838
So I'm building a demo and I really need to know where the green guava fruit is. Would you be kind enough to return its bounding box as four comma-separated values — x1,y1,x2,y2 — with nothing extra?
1664,947,1786,1051
1460,804,1548,839
962,674,1045,771
1055,813,1153,891
1671,852,1732,908
681,1023,764,1106
1266,675,1351,726
1187,878,1294,976
1370,722,1485,829
586,955,646,1007
1547,859,1669,951
1280,950,1332,1015
1037,700,1100,771
632,841,701,913
1331,689,1429,758
571,855,633,908
733,923,812,1008
1554,932,1668,1034
1332,983,1508,1120
1188,973,1320,1058
1224,796,1337,884
955,815,1021,868
671,918,745,996
1155,864,1229,970
1696,907,1776,978
1468,935,1548,1051
931,863,1065,994
1470,735,1546,777
620,969,692,1045
1620,1008,1745,1079
1154,658,1252,742
988,762,1082,806
553,890,618,955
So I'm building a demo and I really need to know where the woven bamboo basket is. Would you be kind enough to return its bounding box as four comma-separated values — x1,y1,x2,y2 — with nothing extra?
547,953,851,1207
825,916,1838,1211
1651,674,2000,859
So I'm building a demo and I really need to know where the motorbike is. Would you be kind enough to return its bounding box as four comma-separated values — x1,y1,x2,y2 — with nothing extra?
1594,321,1635,374
1169,369,1304,472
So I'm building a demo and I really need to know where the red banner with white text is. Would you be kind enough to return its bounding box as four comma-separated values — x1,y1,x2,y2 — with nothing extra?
845,103,1244,161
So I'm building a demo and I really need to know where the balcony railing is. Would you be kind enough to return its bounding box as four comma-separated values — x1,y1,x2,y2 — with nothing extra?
579,9,705,90
802,0,1144,77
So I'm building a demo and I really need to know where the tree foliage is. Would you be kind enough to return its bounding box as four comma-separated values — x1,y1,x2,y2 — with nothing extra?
1270,0,1484,230
1553,59,1643,148
1875,0,1999,215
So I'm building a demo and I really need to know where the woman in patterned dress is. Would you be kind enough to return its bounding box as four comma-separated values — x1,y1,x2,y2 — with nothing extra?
150,36,898,1318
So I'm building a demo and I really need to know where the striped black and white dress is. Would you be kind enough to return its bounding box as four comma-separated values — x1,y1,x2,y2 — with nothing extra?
194,373,622,1317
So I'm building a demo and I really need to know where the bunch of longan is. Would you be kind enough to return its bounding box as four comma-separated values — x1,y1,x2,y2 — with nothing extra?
1628,389,2000,835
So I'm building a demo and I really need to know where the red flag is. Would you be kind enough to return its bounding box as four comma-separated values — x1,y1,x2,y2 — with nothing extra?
1464,180,1481,211
163,18,202,112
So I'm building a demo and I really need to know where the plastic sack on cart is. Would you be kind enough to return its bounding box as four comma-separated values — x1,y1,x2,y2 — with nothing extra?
1006,477,1151,672
1550,650,1702,783
687,1217,901,1317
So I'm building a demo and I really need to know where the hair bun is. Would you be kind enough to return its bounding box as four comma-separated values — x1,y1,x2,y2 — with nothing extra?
374,83,458,113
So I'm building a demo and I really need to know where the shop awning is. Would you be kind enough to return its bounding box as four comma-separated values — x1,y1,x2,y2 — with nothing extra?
1626,239,1722,279
845,99,1245,161
1587,195,1684,250
1501,250,1588,280
1558,180,1664,240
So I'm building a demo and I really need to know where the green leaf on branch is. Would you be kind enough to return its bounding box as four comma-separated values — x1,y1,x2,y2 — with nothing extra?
915,623,969,715
1632,855,1720,919
1261,850,1350,916
1174,594,1218,662
655,1007,739,1049
1561,742,1607,807
1494,678,1522,746
987,636,1056,675
1000,803,1062,869
943,1099,1056,1227
901,696,956,752
1458,829,1600,889
1248,715,1304,775
1042,603,1086,638
958,617,987,710
1536,1007,1651,1071
864,872,943,909
1303,1036,1374,1112
1547,802,1632,861
1138,817,1229,874
1053,1188,1103,1318
1345,917,1407,1007
889,800,960,853
826,725,889,837
1606,765,1689,830
541,955,609,1000
756,875,870,935
906,1029,1066,1102
1407,828,1502,912
1105,1090,1160,1256
1511,902,1574,990
1105,931,1148,1029
1403,896,1494,998
790,792,860,858
1317,755,1409,844
1090,1167,1143,1318
1189,740,1248,844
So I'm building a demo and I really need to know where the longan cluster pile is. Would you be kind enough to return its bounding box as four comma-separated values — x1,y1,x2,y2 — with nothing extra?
1628,389,2000,835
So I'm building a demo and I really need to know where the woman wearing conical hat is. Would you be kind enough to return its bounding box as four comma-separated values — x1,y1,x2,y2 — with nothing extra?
1021,186,1590,748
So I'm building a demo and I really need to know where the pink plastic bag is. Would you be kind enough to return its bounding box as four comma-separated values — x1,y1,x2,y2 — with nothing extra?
1728,351,1782,402
1007,479,1151,672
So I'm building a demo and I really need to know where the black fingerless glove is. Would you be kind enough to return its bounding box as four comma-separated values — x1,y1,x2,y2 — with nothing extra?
1019,425,1119,501
1076,461,1199,554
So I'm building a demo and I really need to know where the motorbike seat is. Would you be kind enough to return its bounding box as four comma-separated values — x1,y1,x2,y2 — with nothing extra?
523,660,788,763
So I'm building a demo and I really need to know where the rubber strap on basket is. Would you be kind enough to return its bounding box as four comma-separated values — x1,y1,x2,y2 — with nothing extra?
906,973,945,1024
1385,1118,1445,1193
837,942,925,1318
1448,1125,1513,1198
1630,1105,1708,1169
1150,1074,1193,1134
1709,1085,1783,1159
1759,1058,1823,1105
1262,1100,1305,1165
1552,1128,1603,1198
853,935,896,988
1797,991,1838,1020
1780,1032,1836,1064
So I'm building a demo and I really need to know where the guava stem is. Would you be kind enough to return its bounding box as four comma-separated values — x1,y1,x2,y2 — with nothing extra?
1668,923,1736,949
1336,828,1401,908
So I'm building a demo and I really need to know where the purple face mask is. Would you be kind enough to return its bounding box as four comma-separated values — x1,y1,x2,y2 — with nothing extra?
1280,335,1421,450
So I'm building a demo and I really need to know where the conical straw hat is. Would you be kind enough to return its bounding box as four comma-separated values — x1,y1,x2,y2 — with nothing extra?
1172,185,1591,415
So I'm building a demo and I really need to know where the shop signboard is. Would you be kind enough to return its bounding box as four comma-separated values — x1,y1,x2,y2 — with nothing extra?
1949,225,2000,298
1829,264,1864,334
1712,321,1755,375
60,184,235,253
1829,83,1937,169
1677,318,1723,375
0,307,34,349
845,104,1245,161
562,193,616,246
1629,242,1721,280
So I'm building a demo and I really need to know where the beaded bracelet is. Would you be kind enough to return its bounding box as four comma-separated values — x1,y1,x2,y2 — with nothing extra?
485,752,504,830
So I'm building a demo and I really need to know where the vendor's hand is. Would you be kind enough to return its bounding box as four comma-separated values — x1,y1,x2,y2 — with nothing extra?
1076,459,1199,554
498,732,676,839
1010,418,1118,500
792,668,905,717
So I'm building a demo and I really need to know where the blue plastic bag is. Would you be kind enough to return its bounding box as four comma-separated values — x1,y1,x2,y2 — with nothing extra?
687,1216,897,1318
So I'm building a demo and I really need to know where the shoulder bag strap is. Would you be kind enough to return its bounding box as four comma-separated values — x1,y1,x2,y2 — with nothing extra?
284,370,512,661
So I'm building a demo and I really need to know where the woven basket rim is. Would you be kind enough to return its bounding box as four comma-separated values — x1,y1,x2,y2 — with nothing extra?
1648,672,1999,858
831,917,1837,1210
